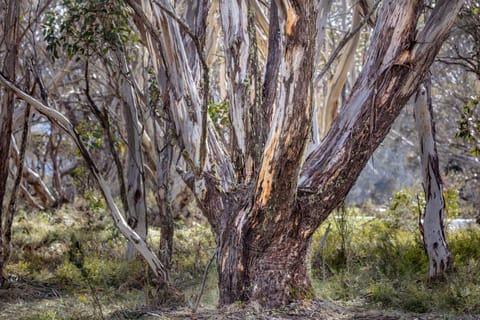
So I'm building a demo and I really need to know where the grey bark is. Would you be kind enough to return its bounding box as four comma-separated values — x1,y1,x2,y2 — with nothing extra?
0,0,20,286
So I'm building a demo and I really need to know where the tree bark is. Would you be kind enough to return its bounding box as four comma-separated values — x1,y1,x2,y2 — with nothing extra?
414,83,451,278
115,52,148,260
0,0,20,286
215,0,319,306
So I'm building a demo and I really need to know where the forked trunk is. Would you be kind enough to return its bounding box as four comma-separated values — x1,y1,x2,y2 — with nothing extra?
124,0,463,308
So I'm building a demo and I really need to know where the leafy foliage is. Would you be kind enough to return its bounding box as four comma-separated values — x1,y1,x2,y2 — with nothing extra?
457,97,480,157
43,0,136,61
208,101,230,132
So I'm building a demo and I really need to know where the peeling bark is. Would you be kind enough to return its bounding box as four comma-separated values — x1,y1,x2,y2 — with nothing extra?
320,1,362,137
414,84,451,278
298,0,462,236
126,0,462,307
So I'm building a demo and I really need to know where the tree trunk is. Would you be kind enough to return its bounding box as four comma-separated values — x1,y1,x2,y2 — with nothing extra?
217,208,312,306
0,0,20,286
126,0,463,308
414,84,451,278
320,1,362,137
3,105,30,263
115,52,148,260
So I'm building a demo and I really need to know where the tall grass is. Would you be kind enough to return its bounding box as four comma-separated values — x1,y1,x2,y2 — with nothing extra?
310,189,480,314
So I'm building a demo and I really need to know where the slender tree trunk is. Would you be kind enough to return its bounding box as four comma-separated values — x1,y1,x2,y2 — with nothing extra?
3,105,30,263
0,0,20,286
320,1,362,137
115,52,148,260
154,114,174,282
414,84,451,278
49,129,66,205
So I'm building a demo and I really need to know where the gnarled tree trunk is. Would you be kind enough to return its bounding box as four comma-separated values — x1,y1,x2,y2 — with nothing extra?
123,0,463,307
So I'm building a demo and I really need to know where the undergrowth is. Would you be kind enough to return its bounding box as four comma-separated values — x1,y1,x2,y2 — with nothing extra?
310,188,480,314
2,186,479,318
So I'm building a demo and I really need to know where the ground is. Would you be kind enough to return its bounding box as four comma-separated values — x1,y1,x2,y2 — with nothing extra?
1,278,478,320
1,201,480,319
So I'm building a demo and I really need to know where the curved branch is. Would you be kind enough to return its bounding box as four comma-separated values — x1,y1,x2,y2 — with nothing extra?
0,71,169,284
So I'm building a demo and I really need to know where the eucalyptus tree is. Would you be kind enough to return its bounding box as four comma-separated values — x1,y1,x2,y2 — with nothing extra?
125,0,463,306
0,0,464,307
414,83,451,278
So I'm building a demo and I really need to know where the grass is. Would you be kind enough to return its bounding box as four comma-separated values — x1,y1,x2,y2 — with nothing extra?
1,205,217,319
310,204,480,315
2,187,479,318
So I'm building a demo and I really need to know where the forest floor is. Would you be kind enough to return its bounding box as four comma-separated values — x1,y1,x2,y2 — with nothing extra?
1,200,480,319
1,277,478,319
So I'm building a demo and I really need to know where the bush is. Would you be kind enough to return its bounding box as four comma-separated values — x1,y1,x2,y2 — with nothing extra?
311,198,480,314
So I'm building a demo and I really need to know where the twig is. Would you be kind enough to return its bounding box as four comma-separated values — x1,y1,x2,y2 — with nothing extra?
318,222,332,252
192,249,218,314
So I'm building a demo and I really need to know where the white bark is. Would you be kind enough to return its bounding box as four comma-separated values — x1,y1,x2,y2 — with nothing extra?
115,52,148,259
311,0,333,145
135,0,204,174
219,0,251,168
414,85,451,278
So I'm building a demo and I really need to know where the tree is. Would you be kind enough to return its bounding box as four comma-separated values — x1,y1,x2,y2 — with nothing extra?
414,83,451,278
125,0,462,306
0,0,463,307
0,0,20,286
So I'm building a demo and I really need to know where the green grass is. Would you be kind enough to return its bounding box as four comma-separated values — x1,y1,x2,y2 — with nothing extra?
2,205,217,319
3,188,480,318
310,204,480,315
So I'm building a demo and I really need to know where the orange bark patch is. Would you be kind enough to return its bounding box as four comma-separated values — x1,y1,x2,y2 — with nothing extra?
285,9,298,36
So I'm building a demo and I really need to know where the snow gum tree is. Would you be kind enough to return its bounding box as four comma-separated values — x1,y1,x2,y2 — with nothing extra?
125,0,463,306
0,0,464,307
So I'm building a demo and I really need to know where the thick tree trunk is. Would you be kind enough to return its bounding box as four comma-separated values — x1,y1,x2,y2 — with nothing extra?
127,0,463,308
414,84,451,278
217,211,312,306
